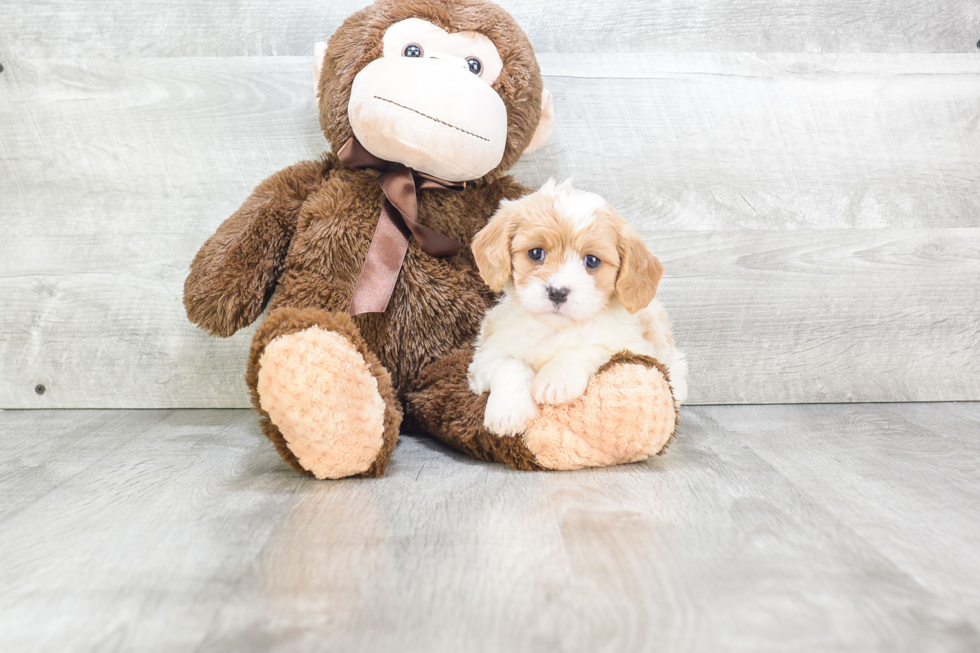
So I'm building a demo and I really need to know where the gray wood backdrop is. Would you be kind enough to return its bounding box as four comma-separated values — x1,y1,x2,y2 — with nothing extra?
2,1,979,408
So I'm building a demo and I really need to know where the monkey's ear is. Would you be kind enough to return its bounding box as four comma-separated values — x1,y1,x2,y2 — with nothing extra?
523,88,555,154
313,41,328,102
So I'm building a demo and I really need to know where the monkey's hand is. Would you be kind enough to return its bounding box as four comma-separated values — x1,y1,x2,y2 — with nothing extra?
184,159,325,337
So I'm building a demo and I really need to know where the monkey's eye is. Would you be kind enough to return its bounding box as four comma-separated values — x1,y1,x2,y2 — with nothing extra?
584,255,602,270
403,44,423,58
467,57,483,75
528,248,545,262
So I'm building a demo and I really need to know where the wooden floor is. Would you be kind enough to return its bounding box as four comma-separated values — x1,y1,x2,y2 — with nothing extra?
1,404,979,652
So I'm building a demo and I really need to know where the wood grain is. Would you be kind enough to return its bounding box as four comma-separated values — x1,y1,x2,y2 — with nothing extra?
1,406,979,651
3,55,978,231
2,228,978,407
3,55,977,233
530,53,980,230
0,409,291,652
3,0,978,58
705,402,980,628
1,54,979,407
0,409,171,522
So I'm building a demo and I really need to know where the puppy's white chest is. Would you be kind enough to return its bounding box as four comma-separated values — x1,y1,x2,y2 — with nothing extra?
524,334,568,371
523,313,652,371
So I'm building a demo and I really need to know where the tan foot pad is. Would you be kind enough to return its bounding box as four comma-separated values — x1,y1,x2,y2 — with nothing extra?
523,362,676,471
257,327,386,479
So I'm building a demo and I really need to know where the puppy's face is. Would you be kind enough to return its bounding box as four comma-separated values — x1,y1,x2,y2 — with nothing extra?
473,180,664,322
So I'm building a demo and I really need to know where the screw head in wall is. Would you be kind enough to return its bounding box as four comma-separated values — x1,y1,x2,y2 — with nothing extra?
35,384,46,395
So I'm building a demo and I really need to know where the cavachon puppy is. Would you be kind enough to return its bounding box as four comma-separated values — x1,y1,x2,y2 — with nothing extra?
469,180,689,436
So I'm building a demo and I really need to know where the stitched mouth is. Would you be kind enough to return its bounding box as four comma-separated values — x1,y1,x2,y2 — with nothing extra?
373,96,490,143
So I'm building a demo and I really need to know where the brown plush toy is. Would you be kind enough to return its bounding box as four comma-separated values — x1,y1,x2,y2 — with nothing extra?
183,0,678,479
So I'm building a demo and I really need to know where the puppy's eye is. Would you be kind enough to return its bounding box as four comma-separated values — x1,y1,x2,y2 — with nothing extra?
403,44,423,58
466,57,483,75
584,255,602,270
528,248,545,262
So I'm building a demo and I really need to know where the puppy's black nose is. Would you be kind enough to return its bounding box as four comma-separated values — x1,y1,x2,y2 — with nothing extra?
547,286,570,304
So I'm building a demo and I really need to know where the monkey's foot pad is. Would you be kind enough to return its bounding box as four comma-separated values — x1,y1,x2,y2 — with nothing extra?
257,327,386,479
523,356,676,471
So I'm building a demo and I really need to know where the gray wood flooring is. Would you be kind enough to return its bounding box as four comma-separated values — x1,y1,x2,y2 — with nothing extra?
1,403,979,652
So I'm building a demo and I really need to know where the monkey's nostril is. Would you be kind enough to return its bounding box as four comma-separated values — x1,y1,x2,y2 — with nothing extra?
547,286,570,304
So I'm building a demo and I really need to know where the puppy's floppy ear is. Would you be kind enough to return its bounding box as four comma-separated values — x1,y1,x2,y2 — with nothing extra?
615,224,664,313
472,202,517,292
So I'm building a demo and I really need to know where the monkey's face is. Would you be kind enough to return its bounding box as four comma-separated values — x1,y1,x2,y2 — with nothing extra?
348,18,508,182
316,0,553,183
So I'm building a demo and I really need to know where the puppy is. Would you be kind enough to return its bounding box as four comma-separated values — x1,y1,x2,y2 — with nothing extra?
468,179,688,436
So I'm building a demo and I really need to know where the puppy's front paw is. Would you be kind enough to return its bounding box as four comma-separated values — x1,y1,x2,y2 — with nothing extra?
484,390,539,436
467,366,489,395
532,366,590,405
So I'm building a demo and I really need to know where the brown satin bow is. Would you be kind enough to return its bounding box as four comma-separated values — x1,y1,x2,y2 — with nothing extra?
338,137,465,315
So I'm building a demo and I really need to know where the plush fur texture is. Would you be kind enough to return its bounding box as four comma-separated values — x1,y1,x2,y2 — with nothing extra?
184,0,680,477
185,161,324,338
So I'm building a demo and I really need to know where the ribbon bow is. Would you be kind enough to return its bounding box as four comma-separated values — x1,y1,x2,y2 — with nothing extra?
338,137,465,315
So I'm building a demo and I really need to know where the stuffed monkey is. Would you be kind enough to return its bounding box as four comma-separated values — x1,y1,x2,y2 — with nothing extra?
183,0,678,479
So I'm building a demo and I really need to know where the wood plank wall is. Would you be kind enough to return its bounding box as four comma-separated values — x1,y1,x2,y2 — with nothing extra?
2,1,979,408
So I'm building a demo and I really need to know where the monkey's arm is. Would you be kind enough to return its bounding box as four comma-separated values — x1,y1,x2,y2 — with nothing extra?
184,158,328,337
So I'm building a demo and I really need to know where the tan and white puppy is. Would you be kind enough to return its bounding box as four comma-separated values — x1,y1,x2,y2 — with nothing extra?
468,179,688,436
